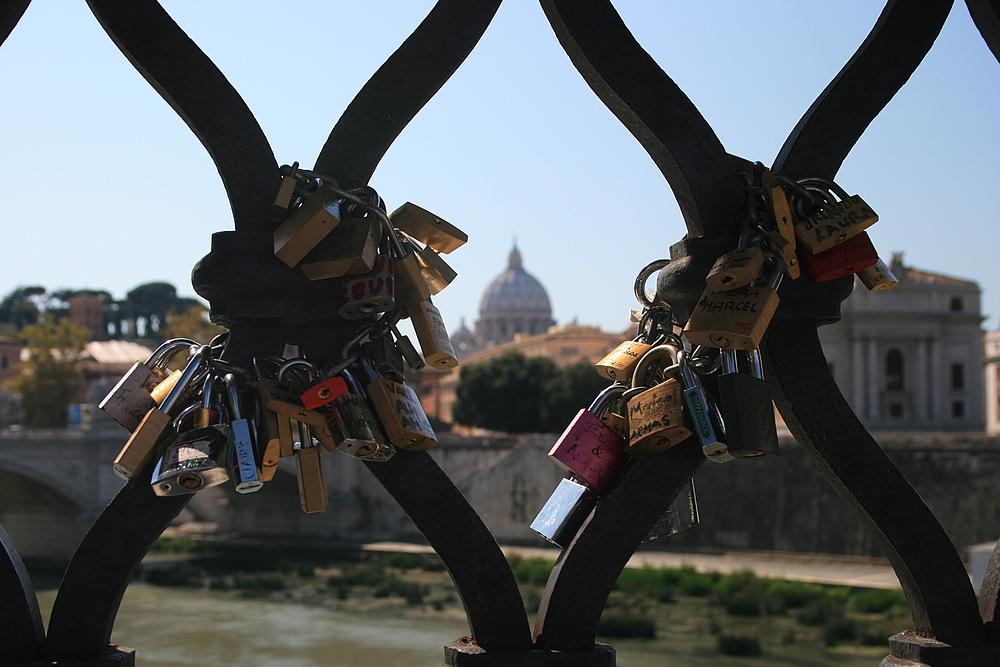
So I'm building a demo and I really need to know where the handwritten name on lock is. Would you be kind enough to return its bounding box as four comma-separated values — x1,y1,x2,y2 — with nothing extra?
627,381,685,441
797,195,876,249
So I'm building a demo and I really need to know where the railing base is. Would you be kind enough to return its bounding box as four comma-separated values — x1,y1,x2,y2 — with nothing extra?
2,645,134,667
444,638,615,666
880,631,1000,666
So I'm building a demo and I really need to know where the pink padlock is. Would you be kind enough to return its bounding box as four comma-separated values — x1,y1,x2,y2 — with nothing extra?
548,386,628,494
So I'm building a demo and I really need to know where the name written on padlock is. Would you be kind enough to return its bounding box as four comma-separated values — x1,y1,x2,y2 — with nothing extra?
795,195,877,253
626,386,685,440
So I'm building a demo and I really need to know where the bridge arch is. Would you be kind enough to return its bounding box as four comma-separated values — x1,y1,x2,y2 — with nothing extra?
0,461,87,564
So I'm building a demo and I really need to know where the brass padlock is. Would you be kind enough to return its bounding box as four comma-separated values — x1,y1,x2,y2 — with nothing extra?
294,422,328,513
268,162,300,222
415,244,458,295
408,297,458,370
683,254,783,350
595,340,652,383
360,358,437,451
794,180,877,254
624,345,692,458
704,222,764,292
256,377,303,459
113,346,210,480
298,216,379,280
273,184,342,268
761,171,800,279
858,257,898,291
389,202,467,254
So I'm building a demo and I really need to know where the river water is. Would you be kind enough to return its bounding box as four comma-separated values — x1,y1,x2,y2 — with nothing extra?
34,583,670,667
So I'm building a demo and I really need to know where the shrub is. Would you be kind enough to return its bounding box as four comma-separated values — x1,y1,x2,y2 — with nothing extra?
848,589,907,614
145,564,206,587
597,612,656,639
386,552,418,570
823,618,857,646
722,591,762,617
718,635,763,656
766,580,826,609
675,565,717,597
511,557,555,586
798,597,845,626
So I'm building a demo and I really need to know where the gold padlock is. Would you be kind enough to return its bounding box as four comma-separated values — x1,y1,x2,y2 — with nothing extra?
298,217,379,280
361,359,437,451
268,162,300,222
294,427,327,514
858,257,898,291
408,297,458,370
623,345,692,458
273,184,342,268
705,246,765,291
761,171,800,279
794,180,877,254
415,244,458,295
684,255,783,350
595,340,652,382
389,202,467,254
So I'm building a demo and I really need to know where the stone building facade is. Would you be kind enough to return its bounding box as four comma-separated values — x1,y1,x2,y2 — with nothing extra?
817,254,985,432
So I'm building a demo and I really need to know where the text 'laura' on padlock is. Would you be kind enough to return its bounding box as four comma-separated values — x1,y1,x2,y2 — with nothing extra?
795,193,877,255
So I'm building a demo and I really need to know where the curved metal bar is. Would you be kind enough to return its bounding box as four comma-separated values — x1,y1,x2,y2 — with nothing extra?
44,462,191,661
0,0,31,47
0,523,44,662
763,321,985,645
314,0,503,188
364,449,532,652
539,0,744,238
967,0,1000,63
773,0,953,179
532,442,705,651
86,0,278,232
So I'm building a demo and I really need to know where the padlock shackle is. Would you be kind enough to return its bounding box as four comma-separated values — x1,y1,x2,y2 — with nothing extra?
587,383,626,415
278,358,319,384
146,338,198,369
159,346,211,415
224,373,245,421
633,259,669,309
630,344,680,390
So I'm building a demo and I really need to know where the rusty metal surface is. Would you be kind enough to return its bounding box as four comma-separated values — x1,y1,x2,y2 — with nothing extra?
315,0,503,188
531,442,705,651
85,0,278,233
773,0,954,180
0,523,44,663
539,0,743,239
44,462,191,661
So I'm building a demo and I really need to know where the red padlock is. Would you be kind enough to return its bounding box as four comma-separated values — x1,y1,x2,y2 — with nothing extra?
798,230,879,283
548,385,629,495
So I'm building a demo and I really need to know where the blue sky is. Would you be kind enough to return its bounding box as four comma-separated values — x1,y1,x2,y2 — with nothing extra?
1,1,998,337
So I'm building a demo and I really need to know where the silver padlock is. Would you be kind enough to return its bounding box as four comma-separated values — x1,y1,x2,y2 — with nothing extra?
643,480,699,542
99,338,197,432
530,477,599,548
678,350,733,463
225,373,263,494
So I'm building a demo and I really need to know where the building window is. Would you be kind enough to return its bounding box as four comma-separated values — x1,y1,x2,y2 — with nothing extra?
952,400,965,418
951,364,964,390
889,403,904,418
886,350,904,390
950,297,963,312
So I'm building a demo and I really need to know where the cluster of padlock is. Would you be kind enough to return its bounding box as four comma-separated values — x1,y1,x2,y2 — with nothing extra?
101,305,450,513
269,162,466,360
686,160,897,350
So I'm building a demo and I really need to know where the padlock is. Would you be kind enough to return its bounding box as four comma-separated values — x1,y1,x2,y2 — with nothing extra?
339,240,395,319
329,369,396,461
152,375,231,496
858,257,898,291
366,335,406,384
761,170,800,279
415,244,458,295
224,374,263,494
548,384,629,494
99,338,197,432
678,350,733,463
112,345,210,480
596,340,653,383
643,480,699,542
623,344,692,458
530,477,599,548
360,358,437,451
793,180,877,254
704,223,765,291
256,377,299,460
265,393,338,452
298,216,379,280
715,349,778,460
389,202,467,254
683,254,783,350
798,230,878,283
268,162,300,222
408,298,458,370
388,321,426,373
294,421,328,513
273,184,342,268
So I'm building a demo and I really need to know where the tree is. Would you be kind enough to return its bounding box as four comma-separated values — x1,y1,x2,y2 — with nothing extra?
0,285,46,328
11,316,91,428
159,303,226,343
453,351,560,433
544,359,614,429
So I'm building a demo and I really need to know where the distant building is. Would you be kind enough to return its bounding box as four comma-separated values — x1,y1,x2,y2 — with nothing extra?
0,335,23,384
818,253,985,432
69,293,106,341
983,331,1000,433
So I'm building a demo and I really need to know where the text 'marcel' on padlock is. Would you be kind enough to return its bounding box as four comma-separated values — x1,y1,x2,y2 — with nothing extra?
389,202,467,254
273,184,342,268
548,384,629,494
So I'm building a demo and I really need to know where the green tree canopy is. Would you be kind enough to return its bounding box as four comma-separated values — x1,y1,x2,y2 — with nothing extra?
453,352,612,433
0,285,46,328
11,316,91,428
